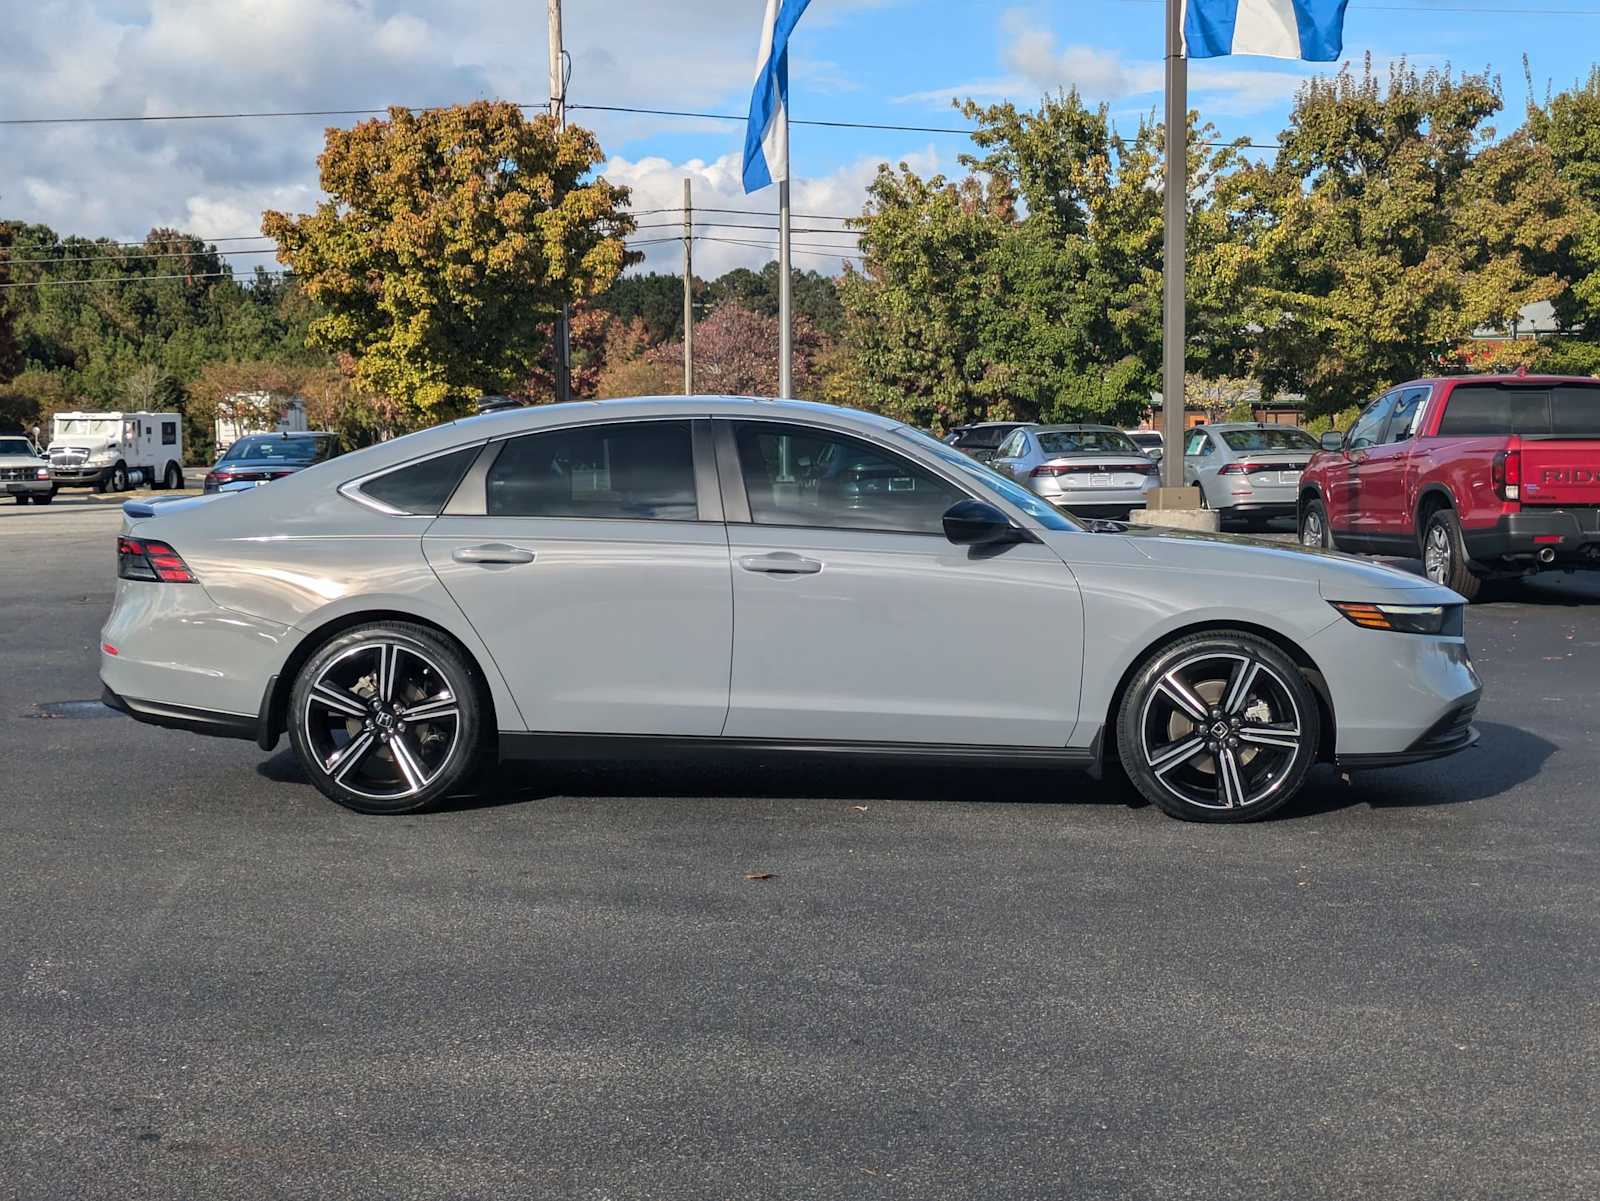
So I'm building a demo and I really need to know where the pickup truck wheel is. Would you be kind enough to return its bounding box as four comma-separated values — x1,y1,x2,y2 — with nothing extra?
15,494,30,505
1422,508,1483,601
1299,499,1331,549
34,490,53,505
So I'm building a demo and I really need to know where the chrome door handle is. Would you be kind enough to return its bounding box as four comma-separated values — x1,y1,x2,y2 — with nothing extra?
453,543,536,565
738,552,822,575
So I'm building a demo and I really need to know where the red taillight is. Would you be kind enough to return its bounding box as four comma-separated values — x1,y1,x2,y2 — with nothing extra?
118,536,196,583
1218,462,1246,475
1492,447,1522,502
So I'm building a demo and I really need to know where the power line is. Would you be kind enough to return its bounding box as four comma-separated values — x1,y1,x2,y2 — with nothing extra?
566,102,975,136
0,269,286,290
2,246,282,266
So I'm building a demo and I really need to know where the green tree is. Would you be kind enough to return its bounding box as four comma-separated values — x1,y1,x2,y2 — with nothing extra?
1220,60,1574,413
264,102,636,423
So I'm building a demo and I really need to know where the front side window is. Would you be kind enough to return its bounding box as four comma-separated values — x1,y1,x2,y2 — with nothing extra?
1383,388,1430,444
1347,394,1397,451
735,423,963,535
162,421,178,446
488,421,698,520
995,431,1025,459
890,428,1077,530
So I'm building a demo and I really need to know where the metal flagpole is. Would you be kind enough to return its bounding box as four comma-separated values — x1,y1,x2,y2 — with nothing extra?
549,0,571,404
778,174,793,397
1160,0,1188,492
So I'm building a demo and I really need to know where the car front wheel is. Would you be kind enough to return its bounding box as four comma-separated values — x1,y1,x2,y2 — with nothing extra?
288,622,483,814
1116,631,1321,823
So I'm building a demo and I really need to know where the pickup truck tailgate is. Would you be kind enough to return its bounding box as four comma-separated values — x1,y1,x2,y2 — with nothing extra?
1522,438,1600,506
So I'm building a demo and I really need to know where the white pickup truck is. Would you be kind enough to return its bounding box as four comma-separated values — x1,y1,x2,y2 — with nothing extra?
0,436,55,504
47,411,186,493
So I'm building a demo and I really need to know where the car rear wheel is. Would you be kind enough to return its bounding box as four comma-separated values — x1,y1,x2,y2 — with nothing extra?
1299,498,1331,549
288,622,483,815
1116,631,1321,823
1421,508,1482,602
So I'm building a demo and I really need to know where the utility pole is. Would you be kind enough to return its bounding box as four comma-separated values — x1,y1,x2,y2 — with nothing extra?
683,177,694,396
1159,0,1190,497
778,176,792,398
548,0,571,404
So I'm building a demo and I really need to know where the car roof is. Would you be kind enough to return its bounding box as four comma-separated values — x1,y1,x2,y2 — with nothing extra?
952,420,1024,430
1028,423,1127,433
1201,422,1312,432
1408,374,1600,387
235,430,337,439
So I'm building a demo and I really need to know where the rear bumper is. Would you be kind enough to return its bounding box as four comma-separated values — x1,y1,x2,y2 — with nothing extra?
1220,500,1297,517
1462,508,1600,565
101,685,259,742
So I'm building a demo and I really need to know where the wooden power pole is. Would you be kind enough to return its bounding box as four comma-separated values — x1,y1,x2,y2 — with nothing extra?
548,0,571,404
683,178,694,396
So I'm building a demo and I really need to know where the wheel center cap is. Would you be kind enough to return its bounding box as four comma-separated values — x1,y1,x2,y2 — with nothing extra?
375,710,396,731
1209,721,1231,741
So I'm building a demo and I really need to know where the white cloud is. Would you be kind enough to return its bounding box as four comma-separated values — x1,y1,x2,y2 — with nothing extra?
604,147,940,278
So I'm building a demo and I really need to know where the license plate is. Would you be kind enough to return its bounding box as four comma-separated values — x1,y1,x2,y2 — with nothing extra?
1277,471,1300,485
5,484,24,493
1091,473,1113,488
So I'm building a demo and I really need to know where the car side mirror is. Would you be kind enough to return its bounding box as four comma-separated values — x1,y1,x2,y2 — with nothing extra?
943,499,1021,546
1319,431,1344,452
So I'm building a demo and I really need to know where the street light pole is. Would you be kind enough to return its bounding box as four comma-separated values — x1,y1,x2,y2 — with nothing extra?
683,177,695,396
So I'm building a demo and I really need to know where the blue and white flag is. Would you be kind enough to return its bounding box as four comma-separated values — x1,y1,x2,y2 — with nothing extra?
1183,0,1349,61
743,0,813,193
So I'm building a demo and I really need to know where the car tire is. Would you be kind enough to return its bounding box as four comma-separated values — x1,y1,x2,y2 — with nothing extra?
1116,630,1321,823
35,490,54,505
109,462,129,493
1299,498,1332,549
288,622,484,815
1421,508,1482,602
162,463,184,490
15,494,30,505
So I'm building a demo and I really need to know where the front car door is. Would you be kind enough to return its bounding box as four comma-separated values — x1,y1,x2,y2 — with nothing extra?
1363,385,1431,541
1326,392,1397,540
717,419,1084,747
422,418,733,735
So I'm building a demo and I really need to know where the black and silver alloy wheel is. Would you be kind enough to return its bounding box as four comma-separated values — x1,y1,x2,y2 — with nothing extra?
1423,522,1451,586
1117,632,1321,822
289,622,482,814
1300,503,1327,549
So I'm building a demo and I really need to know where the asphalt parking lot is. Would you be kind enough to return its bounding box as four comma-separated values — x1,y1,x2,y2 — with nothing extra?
3,500,1598,1200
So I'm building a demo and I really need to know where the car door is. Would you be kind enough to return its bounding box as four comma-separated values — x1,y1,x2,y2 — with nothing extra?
1182,428,1217,502
717,419,1084,747
1362,386,1431,541
422,418,733,736
989,428,1030,481
1325,392,1397,539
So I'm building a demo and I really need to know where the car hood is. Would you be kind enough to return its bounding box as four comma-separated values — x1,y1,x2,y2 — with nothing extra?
0,454,47,467
1045,522,1463,603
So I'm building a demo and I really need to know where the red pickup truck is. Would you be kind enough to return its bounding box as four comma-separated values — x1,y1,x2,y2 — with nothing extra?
1297,374,1600,599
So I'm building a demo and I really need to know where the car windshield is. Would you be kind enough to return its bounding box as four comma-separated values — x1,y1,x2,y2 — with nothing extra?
0,438,36,456
1036,429,1141,455
1219,428,1319,453
221,436,336,465
892,427,1078,530
55,418,117,436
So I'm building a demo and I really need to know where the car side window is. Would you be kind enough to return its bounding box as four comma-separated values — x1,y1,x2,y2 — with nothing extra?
996,431,1023,459
359,446,480,515
1184,430,1210,456
486,421,698,520
162,421,178,446
1347,394,1397,451
1382,388,1429,444
732,423,964,536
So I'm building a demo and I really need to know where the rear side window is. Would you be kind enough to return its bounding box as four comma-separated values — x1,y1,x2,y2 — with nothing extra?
1551,385,1600,436
162,421,177,446
1437,386,1551,436
487,421,698,520
359,446,478,515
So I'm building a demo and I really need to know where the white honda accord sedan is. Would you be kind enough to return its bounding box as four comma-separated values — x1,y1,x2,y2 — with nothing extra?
101,396,1481,822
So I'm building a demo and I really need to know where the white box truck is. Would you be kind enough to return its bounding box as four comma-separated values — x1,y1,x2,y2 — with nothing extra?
47,411,186,493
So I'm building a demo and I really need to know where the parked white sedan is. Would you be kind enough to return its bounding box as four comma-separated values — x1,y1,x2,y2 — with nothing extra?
101,396,1481,823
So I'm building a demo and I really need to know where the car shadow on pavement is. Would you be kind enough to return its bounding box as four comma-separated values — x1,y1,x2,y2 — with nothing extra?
261,721,1552,819
1281,721,1555,819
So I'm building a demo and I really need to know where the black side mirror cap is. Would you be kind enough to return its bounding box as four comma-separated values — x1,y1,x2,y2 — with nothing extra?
943,499,1024,546
1319,431,1344,452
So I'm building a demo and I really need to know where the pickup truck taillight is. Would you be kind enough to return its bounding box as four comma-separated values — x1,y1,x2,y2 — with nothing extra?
118,536,195,583
1492,448,1522,502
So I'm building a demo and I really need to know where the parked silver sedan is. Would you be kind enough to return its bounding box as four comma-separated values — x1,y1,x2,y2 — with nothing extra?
991,425,1160,517
1184,423,1319,528
101,395,1480,824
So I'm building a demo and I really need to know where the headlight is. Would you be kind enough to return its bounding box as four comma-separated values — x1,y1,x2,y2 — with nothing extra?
1329,601,1464,636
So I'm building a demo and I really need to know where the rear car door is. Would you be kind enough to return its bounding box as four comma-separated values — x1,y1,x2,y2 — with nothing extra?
422,418,733,735
1361,386,1431,539
718,419,1083,747
989,429,1030,480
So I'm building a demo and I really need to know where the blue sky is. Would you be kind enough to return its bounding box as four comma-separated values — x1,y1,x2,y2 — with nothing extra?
2,0,1597,279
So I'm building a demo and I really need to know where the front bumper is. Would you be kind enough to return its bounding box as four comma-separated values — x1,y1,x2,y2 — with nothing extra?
1462,508,1600,566
3,479,54,496
51,466,111,485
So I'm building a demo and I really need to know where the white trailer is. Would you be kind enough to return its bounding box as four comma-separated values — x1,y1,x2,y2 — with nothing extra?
47,411,186,493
